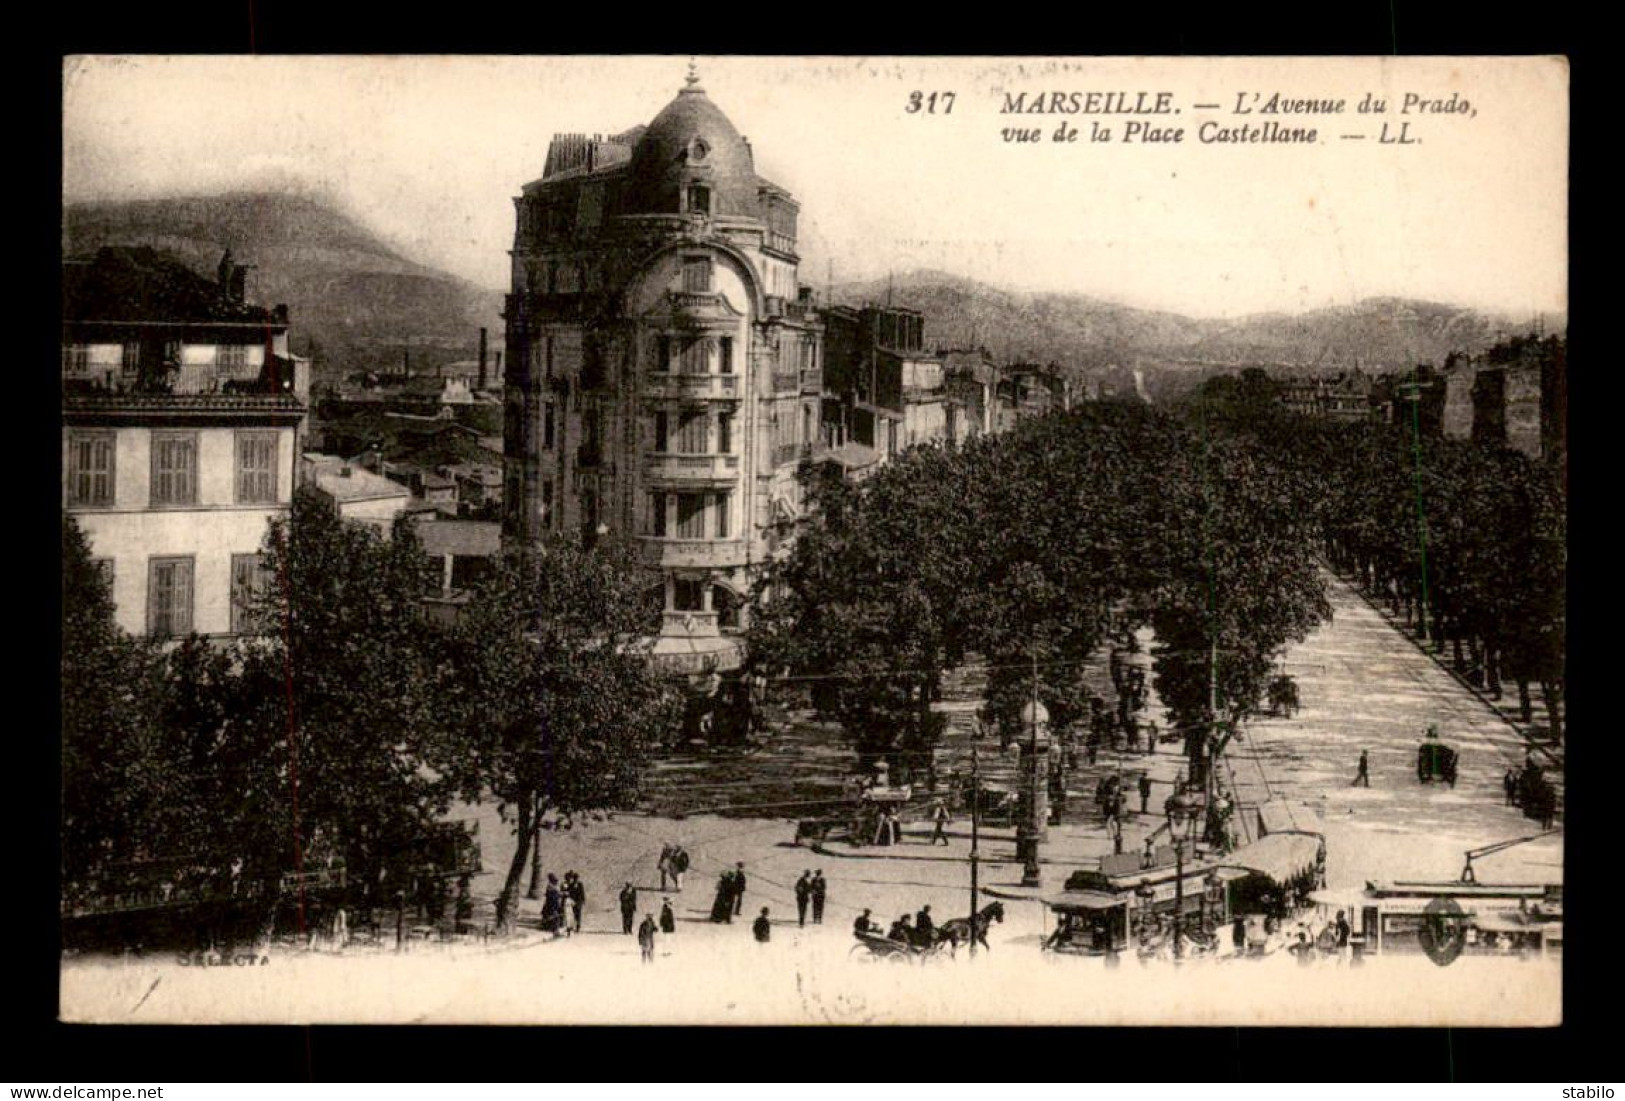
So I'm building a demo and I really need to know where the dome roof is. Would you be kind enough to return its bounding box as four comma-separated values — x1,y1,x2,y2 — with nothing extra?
625,77,758,217
1019,699,1050,726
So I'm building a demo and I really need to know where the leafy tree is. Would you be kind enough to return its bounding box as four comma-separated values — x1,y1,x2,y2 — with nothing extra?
436,533,679,930
61,513,169,894
231,490,455,912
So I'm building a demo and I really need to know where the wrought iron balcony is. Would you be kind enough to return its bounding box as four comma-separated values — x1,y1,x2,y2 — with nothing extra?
644,373,741,401
645,452,742,482
639,537,749,570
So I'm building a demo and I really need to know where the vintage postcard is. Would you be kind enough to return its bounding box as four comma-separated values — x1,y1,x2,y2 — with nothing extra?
60,54,1567,1025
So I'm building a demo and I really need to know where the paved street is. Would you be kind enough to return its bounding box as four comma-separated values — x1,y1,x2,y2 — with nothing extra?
62,565,1564,1024
1223,569,1562,888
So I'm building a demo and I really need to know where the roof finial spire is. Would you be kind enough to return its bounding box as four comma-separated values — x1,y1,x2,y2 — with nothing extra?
685,57,703,91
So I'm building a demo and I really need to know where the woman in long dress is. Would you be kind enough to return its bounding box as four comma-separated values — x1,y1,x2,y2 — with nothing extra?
709,871,734,922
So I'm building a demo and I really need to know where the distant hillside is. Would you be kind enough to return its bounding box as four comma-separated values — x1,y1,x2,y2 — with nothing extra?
63,191,504,383
830,271,1546,402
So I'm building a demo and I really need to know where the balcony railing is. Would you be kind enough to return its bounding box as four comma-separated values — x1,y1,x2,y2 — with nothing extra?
764,230,798,257
645,452,741,481
645,373,741,401
640,537,748,570
661,610,720,637
669,291,725,311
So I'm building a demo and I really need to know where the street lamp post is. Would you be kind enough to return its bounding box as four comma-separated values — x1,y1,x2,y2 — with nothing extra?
1017,696,1051,888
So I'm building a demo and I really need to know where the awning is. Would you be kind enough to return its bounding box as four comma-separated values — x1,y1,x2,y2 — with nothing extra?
648,634,746,676
1256,800,1324,837
1044,890,1127,912
1228,832,1323,884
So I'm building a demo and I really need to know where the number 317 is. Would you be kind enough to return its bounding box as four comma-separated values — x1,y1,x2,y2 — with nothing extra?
907,91,955,114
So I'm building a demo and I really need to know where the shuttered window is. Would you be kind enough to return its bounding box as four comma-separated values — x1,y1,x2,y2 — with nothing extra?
236,431,279,504
67,432,116,507
230,553,269,635
714,492,730,538
680,338,708,375
148,556,194,638
682,257,712,292
150,432,198,506
676,412,707,454
676,493,706,539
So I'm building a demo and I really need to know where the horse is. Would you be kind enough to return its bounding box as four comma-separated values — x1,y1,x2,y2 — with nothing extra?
936,902,1005,952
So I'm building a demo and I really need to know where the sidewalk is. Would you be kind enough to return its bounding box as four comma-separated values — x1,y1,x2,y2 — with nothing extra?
1333,566,1564,772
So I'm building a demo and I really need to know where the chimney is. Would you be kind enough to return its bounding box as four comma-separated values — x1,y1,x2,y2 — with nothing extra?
478,328,488,390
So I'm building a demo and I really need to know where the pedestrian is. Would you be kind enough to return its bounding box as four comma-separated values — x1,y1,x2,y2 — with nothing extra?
710,870,734,924
794,870,812,927
853,908,878,937
1353,750,1370,787
931,800,951,845
637,912,657,963
752,906,772,943
660,897,676,935
1108,812,1123,855
1142,835,1156,869
619,881,638,935
1232,916,1247,956
1503,768,1518,806
811,870,827,924
1335,910,1351,948
1138,773,1152,814
732,862,747,917
567,871,586,933
542,873,563,936
671,844,688,891
915,905,936,946
658,844,676,891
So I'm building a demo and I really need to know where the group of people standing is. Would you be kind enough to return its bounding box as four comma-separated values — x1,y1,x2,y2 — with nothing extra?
540,870,586,936
792,870,828,926
619,882,677,963
709,862,749,923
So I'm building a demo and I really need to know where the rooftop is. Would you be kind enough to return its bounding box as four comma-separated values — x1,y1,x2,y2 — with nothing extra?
312,464,412,504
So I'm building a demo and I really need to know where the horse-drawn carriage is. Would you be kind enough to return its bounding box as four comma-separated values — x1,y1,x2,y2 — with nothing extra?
795,774,914,847
1266,673,1301,718
849,903,1005,963
1513,762,1558,827
1417,728,1459,786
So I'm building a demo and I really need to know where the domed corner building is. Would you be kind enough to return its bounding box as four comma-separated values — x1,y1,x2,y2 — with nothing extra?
503,68,823,741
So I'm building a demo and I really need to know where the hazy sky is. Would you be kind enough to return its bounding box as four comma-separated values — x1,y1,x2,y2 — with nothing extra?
63,55,1567,320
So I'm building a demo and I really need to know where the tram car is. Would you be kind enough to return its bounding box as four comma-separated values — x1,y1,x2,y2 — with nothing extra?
1417,728,1459,786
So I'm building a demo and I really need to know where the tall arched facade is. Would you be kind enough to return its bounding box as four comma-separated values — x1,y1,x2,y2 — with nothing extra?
504,75,823,676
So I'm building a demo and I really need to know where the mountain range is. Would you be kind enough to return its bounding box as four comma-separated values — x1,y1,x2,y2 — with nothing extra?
62,191,503,383
63,191,1552,399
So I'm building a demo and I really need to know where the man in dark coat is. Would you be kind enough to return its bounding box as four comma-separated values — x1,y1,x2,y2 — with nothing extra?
732,862,748,917
752,907,772,943
660,897,676,935
567,871,586,933
853,908,878,937
1138,773,1153,814
637,913,657,963
915,905,936,946
1353,750,1370,787
794,871,812,927
619,881,638,935
811,870,827,924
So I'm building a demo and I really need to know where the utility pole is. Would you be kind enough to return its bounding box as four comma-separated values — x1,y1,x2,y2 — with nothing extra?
969,732,980,960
